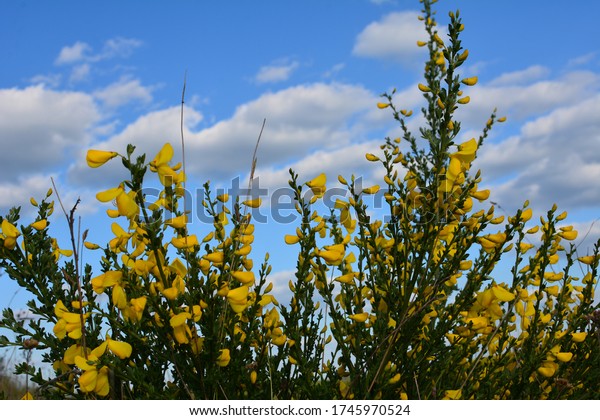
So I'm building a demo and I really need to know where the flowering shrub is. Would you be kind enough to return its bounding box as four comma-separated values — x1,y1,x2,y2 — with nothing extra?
1,0,599,399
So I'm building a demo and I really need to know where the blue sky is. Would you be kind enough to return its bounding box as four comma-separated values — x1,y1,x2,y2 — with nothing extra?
2,0,600,315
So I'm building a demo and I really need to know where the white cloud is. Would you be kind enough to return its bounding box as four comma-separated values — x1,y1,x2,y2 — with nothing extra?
54,37,142,66
353,11,426,64
567,52,597,68
323,63,346,79
456,69,600,126
55,41,91,65
0,174,56,213
488,65,550,86
29,73,62,88
0,85,99,183
69,63,91,83
94,77,154,108
70,82,381,194
477,93,600,214
255,60,299,84
98,37,143,61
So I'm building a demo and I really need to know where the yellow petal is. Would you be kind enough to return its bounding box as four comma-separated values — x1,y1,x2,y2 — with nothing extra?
376,102,389,109
349,312,368,323
84,241,100,250
166,214,188,229
107,338,133,359
216,349,231,367
556,352,573,362
559,230,578,241
21,392,34,400
306,173,326,188
86,150,118,168
537,366,555,378
284,234,300,245
242,198,262,208
231,271,255,285
571,332,587,343
1,219,20,238
95,367,110,396
365,153,380,162
578,255,599,265
74,355,98,371
203,252,224,264
418,83,431,92
171,235,199,250
96,186,123,203
78,369,98,393
362,185,380,195
461,76,478,86
151,143,174,169
170,312,192,328
30,219,47,231
492,285,515,302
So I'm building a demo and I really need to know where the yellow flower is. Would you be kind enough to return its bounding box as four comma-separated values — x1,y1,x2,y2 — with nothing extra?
335,272,355,284
91,271,123,294
418,83,431,92
166,214,188,229
470,189,490,201
227,285,249,313
123,296,147,323
461,76,478,86
443,389,462,400
171,234,199,250
284,234,300,245
96,186,123,202
556,352,573,362
76,355,110,397
21,392,34,400
30,219,47,231
558,229,578,241
457,96,470,104
492,285,515,302
242,197,262,208
203,251,224,264
271,327,287,346
544,272,563,282
349,312,368,323
53,300,89,340
231,271,255,285
362,185,380,195
316,243,345,265
86,150,118,168
377,102,389,109
571,332,587,343
1,219,20,250
306,173,327,197
170,312,192,344
216,349,231,367
365,153,379,162
577,255,599,265
116,190,139,219
84,241,100,250
150,143,174,171
106,337,133,359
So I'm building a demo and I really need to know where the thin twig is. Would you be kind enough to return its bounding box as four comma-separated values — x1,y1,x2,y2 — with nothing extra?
50,177,87,355
180,70,188,216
